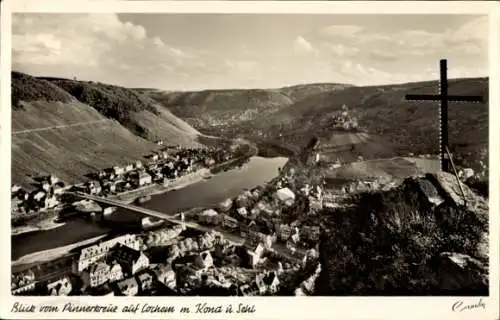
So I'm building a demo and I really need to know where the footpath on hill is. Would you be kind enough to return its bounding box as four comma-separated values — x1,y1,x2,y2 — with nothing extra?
12,120,110,134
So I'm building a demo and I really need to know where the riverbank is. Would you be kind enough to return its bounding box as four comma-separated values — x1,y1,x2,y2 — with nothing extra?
111,168,211,204
11,138,253,232
251,138,299,158
113,139,257,204
11,168,211,237
13,145,285,269
12,234,107,270
12,218,66,236
210,139,258,173
11,209,64,236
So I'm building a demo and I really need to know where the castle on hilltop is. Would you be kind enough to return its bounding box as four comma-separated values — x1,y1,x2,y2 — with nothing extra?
330,104,358,131
300,105,363,167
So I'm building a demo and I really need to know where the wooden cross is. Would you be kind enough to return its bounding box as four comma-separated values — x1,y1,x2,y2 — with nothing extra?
405,59,484,172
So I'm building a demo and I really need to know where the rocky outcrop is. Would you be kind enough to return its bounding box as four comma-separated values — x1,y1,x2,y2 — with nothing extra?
404,172,488,232
403,172,486,209
316,171,489,296
437,252,488,295
428,172,486,208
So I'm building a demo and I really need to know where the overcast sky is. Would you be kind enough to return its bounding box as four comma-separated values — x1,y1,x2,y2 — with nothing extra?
12,13,488,90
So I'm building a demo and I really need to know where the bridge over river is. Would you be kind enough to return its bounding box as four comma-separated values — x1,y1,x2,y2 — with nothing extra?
67,191,240,240
67,192,305,261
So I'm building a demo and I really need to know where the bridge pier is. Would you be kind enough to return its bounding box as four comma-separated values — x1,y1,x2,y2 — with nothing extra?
102,206,117,217
89,211,104,223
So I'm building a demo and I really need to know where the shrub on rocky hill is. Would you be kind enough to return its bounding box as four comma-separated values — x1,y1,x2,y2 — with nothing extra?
315,172,488,295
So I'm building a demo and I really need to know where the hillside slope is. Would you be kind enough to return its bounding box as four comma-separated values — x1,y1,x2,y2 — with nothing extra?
232,78,488,171
12,101,157,187
11,72,203,188
279,83,354,103
324,157,441,184
143,89,294,133
268,79,488,159
141,83,352,135
144,78,487,172
40,77,201,146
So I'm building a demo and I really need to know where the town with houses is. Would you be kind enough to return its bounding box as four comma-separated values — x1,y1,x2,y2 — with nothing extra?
10,133,337,297
11,143,236,218
11,101,486,297
11,159,331,296
4,8,494,315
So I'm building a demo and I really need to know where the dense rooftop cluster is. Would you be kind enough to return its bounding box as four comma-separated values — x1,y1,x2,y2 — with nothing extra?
12,164,334,296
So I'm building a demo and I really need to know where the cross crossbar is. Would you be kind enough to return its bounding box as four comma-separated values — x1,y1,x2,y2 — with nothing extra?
404,59,485,173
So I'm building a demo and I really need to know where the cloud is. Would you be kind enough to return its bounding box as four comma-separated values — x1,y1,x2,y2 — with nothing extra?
293,36,314,54
224,59,259,73
322,43,360,57
368,49,397,61
152,36,164,47
369,16,487,59
317,16,488,66
451,15,488,43
11,14,488,90
12,13,198,86
319,25,364,38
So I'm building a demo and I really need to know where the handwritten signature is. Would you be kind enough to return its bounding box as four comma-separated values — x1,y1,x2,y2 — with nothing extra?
452,298,486,312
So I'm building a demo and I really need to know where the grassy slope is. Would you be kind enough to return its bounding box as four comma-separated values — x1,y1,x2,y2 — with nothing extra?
324,157,441,183
11,72,203,188
12,72,74,108
278,83,354,103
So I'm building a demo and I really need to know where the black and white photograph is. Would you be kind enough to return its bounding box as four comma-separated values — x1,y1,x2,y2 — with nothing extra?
2,1,497,316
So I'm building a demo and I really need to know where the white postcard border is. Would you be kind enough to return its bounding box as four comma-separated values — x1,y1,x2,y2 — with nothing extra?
1,1,499,320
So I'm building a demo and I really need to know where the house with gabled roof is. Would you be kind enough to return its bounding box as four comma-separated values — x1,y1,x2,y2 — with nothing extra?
247,242,265,268
116,276,139,296
194,250,213,270
136,271,154,293
47,275,73,296
81,261,110,288
108,262,124,283
256,271,280,295
113,166,125,176
111,244,149,276
151,264,176,291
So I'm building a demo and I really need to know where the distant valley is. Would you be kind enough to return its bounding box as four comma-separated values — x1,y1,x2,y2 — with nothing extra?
142,77,488,172
137,83,351,134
